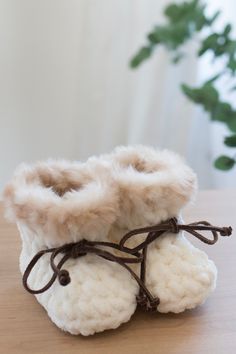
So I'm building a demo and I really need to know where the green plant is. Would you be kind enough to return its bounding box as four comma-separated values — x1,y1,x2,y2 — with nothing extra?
130,0,236,171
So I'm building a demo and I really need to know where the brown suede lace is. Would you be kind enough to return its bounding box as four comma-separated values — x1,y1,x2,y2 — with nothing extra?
22,218,232,311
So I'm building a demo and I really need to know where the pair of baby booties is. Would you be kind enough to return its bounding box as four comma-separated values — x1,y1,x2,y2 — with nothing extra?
4,145,220,336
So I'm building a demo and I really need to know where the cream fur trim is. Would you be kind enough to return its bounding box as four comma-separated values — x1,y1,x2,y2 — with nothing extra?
106,145,197,229
3,159,119,246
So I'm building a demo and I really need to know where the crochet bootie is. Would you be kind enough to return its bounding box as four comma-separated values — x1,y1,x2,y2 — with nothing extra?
4,146,232,335
105,146,218,313
3,160,139,335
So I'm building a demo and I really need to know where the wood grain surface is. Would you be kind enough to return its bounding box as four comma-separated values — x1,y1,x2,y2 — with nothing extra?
0,190,235,354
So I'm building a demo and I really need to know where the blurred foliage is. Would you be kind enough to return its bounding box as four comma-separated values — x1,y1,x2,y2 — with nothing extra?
214,155,235,170
130,0,236,171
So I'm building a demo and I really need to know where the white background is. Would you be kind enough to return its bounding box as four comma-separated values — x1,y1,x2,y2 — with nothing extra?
0,0,235,192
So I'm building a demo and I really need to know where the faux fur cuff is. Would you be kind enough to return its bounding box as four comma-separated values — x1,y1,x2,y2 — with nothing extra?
109,145,197,229
3,159,119,246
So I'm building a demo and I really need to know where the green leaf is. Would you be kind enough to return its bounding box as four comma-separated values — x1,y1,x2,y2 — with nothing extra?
181,83,219,111
201,83,219,106
228,56,236,73
214,155,235,170
212,103,236,132
148,23,190,50
224,24,232,36
166,23,190,48
227,117,236,132
164,4,180,22
198,33,219,56
227,42,236,74
224,135,236,147
147,31,161,44
181,83,201,102
130,46,152,68
212,102,232,122
165,0,209,32
227,41,236,55
165,0,198,23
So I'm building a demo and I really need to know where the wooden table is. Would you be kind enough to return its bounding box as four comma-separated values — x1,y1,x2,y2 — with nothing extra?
0,190,235,354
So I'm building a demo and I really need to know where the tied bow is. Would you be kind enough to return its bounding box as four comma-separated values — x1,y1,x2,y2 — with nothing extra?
22,218,232,312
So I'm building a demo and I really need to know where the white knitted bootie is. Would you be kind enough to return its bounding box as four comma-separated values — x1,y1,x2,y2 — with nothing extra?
105,146,218,313
3,160,138,335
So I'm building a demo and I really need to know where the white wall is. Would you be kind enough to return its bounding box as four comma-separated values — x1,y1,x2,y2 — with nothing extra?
0,0,198,192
